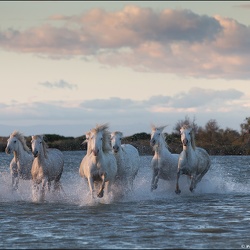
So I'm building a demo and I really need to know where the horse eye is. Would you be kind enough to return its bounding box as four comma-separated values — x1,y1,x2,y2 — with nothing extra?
14,140,16,143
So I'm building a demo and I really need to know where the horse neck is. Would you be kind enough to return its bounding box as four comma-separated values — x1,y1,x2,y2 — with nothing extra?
154,136,170,156
13,141,26,163
182,143,195,158
37,147,47,164
114,147,125,163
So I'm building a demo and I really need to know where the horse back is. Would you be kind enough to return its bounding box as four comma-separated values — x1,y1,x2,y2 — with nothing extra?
121,144,140,170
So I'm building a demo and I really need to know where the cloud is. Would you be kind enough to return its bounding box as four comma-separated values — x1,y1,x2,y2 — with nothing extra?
39,80,78,89
170,87,244,108
0,87,247,136
1,5,250,79
233,4,250,9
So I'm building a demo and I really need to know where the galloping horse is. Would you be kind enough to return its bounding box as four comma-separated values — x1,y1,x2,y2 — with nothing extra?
79,124,117,199
150,125,179,191
79,131,92,178
175,125,211,194
31,135,64,201
110,131,140,194
5,131,34,190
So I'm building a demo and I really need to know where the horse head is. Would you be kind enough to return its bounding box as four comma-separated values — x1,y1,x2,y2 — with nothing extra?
150,125,166,147
5,136,18,154
5,131,29,154
89,129,103,157
180,126,193,147
89,123,111,156
110,131,123,153
31,135,48,158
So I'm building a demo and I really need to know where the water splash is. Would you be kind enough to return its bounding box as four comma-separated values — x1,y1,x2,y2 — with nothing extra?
0,154,250,205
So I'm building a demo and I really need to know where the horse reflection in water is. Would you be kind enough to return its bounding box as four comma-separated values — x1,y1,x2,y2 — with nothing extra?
150,125,179,192
31,135,64,202
5,131,34,191
175,125,211,194
79,124,117,200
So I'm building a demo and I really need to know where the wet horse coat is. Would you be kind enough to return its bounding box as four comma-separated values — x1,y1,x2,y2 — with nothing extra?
79,124,117,199
175,125,211,194
5,131,34,190
31,135,64,201
150,125,179,191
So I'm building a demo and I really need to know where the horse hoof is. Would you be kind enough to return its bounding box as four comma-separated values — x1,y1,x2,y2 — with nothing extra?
97,191,104,198
151,184,157,190
175,189,181,195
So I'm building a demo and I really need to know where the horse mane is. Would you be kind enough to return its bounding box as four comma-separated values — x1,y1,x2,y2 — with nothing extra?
91,123,111,153
32,135,49,158
111,131,123,138
82,131,91,145
151,124,167,133
181,125,196,149
10,130,30,152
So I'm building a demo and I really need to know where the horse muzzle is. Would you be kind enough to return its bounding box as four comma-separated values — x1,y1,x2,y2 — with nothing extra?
150,140,155,147
112,146,119,153
32,151,38,158
92,149,99,157
182,139,188,146
5,147,11,154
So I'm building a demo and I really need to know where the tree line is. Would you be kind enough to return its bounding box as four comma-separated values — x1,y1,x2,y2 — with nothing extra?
0,116,250,155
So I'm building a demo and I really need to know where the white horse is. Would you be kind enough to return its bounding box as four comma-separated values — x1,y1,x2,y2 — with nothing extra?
31,135,64,201
175,125,211,194
5,131,34,191
110,131,140,194
79,124,117,199
79,131,91,179
150,125,179,192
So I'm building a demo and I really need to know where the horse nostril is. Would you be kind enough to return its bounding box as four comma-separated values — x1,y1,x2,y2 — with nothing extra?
32,151,38,157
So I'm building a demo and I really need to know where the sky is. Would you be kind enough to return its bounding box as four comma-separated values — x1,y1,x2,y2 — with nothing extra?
0,1,250,137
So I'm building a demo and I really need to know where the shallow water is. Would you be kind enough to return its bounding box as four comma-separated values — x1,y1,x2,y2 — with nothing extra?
0,151,249,249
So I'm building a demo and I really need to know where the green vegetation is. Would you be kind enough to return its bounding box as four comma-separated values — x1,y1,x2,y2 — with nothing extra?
1,116,250,155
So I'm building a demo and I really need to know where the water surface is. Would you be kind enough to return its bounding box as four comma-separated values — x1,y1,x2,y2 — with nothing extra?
0,152,249,249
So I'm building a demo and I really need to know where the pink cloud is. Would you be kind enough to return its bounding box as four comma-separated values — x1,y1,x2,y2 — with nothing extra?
1,5,250,79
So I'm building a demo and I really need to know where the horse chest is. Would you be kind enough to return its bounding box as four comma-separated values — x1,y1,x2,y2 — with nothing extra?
179,151,198,172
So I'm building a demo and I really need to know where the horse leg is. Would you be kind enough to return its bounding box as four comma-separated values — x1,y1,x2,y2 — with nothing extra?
151,168,159,191
32,181,39,202
48,181,51,192
41,178,47,202
175,170,181,194
15,176,20,191
12,173,19,191
196,166,209,184
97,173,107,198
88,177,95,199
189,174,197,192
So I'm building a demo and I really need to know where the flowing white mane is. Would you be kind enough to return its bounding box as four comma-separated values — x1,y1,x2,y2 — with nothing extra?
10,130,30,152
111,131,123,138
91,123,111,153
